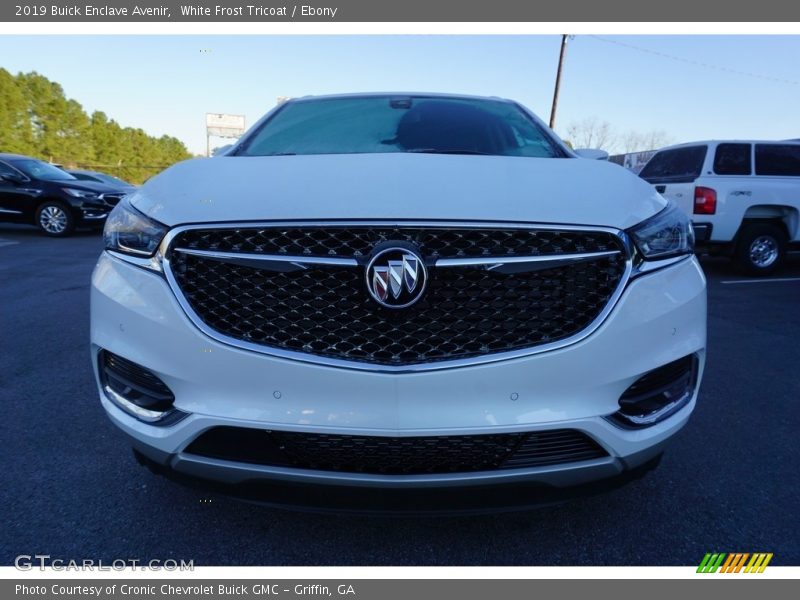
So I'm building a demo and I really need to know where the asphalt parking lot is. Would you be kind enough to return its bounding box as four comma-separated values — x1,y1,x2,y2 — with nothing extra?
1,223,798,566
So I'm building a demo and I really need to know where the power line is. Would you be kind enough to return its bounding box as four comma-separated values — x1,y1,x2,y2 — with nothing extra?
588,35,799,86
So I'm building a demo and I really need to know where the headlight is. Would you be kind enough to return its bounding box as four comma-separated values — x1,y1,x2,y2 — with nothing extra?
63,187,99,199
103,198,168,257
628,203,694,260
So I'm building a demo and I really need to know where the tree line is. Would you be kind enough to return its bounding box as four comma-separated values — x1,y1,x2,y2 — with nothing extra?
563,116,673,155
0,69,192,184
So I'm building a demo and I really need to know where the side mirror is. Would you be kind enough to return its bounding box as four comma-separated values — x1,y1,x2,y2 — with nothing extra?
574,148,609,161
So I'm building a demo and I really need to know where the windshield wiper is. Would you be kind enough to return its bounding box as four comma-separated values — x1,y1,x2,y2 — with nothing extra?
405,148,492,156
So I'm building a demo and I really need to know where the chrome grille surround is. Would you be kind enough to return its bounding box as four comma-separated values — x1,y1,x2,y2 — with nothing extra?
161,221,633,372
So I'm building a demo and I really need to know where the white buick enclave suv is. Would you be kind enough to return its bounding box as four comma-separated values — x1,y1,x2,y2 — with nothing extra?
91,93,706,511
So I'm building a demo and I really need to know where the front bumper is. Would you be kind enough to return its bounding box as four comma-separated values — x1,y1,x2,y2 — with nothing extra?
90,252,707,501
73,201,111,226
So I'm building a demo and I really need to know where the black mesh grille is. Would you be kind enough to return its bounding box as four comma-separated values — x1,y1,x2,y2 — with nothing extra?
175,226,621,259
168,225,627,366
185,427,608,475
101,193,125,206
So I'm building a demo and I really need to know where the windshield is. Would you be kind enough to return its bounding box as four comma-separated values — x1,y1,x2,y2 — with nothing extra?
236,96,565,158
101,174,130,186
10,159,76,181
88,172,130,186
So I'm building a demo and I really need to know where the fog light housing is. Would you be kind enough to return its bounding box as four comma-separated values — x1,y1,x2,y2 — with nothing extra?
608,355,699,429
98,350,187,426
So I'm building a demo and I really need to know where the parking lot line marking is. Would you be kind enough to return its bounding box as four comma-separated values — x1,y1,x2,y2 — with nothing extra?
721,277,800,284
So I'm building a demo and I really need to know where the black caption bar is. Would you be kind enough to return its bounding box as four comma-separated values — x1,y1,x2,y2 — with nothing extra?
4,579,792,600
3,0,800,21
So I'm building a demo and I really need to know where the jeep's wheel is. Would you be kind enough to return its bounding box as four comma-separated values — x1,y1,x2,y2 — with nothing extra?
735,223,786,276
36,202,75,237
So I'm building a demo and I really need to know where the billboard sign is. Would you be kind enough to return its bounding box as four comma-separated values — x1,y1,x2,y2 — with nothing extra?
206,113,246,138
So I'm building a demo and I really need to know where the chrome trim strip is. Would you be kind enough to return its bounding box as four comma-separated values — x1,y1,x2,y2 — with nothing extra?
159,220,634,373
632,253,691,276
437,250,620,267
172,246,620,274
103,385,168,423
612,392,693,427
107,250,163,272
174,247,358,271
0,207,23,214
437,250,620,273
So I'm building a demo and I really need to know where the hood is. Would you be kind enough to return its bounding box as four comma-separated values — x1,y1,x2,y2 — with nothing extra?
131,154,666,230
59,179,121,194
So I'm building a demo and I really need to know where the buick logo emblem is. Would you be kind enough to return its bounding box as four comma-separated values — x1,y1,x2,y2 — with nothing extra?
365,247,427,309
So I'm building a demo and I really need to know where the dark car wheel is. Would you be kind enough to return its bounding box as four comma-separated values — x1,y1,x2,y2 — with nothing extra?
734,222,787,276
36,201,75,237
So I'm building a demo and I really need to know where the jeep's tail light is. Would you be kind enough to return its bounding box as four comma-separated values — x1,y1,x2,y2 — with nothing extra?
694,186,717,215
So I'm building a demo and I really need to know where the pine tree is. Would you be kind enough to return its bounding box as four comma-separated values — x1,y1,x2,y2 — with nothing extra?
1,70,191,183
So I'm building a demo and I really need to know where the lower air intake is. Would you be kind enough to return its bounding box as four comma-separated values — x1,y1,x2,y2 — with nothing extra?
184,427,608,475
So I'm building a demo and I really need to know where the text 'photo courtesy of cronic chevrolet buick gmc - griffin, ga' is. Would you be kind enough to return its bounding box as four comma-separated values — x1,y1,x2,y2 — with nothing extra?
89,94,708,511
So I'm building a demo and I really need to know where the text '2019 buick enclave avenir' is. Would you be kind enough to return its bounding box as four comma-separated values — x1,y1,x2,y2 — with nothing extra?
91,93,706,512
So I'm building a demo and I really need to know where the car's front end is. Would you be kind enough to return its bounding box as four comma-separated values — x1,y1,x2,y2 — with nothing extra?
1,155,122,234
59,183,122,226
90,94,706,512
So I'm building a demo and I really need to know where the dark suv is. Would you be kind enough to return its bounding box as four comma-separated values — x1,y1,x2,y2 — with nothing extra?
0,153,126,236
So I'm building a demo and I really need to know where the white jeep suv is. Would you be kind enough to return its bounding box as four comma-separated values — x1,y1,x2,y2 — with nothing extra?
91,93,706,511
640,140,800,274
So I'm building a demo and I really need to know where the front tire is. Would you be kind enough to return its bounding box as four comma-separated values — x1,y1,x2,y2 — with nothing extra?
734,223,786,276
36,201,75,237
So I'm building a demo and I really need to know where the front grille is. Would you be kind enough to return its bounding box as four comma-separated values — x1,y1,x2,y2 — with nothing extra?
185,427,608,475
101,193,125,206
167,225,628,367
174,226,622,259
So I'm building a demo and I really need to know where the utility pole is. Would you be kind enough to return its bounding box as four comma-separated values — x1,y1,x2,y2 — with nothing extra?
549,34,569,130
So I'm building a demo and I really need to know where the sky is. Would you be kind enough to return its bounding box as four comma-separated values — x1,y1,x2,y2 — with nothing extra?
0,34,798,155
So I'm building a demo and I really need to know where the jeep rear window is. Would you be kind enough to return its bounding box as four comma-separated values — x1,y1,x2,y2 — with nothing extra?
234,96,565,158
714,143,751,175
639,146,707,184
755,144,800,176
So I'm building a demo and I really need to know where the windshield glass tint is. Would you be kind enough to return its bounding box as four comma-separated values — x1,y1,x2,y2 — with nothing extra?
11,159,75,181
236,96,564,158
92,172,129,186
755,144,800,176
106,175,129,186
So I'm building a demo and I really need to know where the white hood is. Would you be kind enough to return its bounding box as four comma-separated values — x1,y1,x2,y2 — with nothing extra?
131,153,666,229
